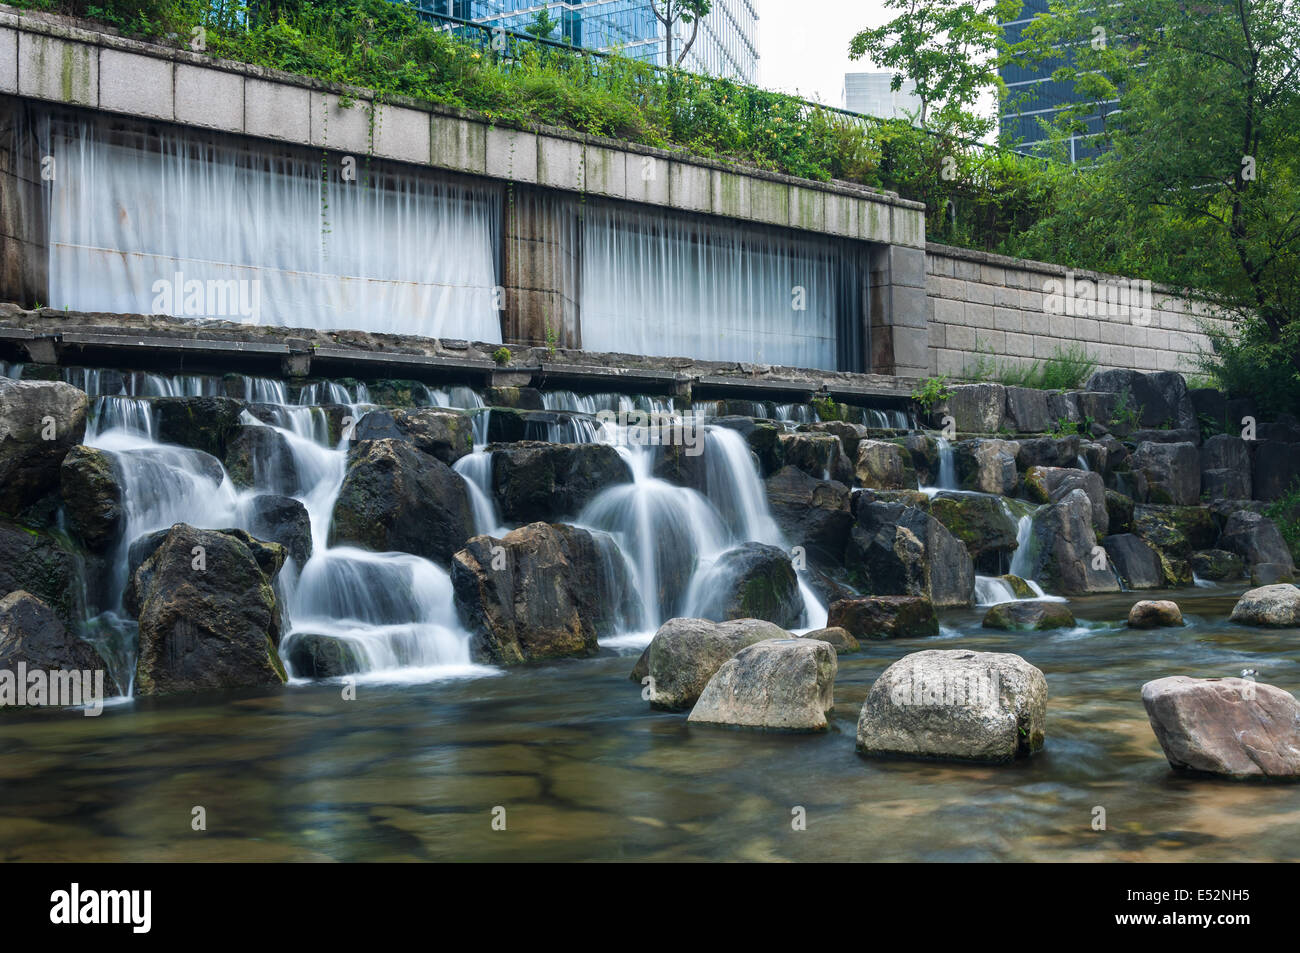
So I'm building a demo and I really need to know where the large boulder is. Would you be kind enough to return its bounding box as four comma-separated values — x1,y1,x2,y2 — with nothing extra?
0,590,102,673
451,522,640,664
938,383,1007,433
799,626,860,654
845,501,975,607
642,617,787,711
329,438,473,565
805,420,871,461
982,600,1076,631
1131,441,1200,505
854,439,917,490
927,491,1019,569
284,632,363,678
1023,489,1121,594
223,425,299,495
489,441,632,522
1004,386,1052,434
1252,441,1300,502
244,494,313,567
1016,435,1082,472
0,378,89,516
1128,600,1184,628
0,521,84,630
776,432,854,484
764,466,852,568
352,407,474,465
150,396,243,459
1199,434,1251,500
689,543,803,629
1023,466,1108,535
1102,533,1165,589
856,650,1048,763
1189,549,1245,581
827,595,938,640
1105,489,1135,533
954,438,1020,495
1142,676,1300,778
1130,506,1197,586
1229,584,1300,627
60,445,124,552
1085,369,1196,430
687,638,836,732
1219,510,1296,582
132,524,287,696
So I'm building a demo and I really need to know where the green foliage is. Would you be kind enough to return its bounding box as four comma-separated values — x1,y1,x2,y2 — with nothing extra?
492,346,511,366
963,342,1097,391
1265,480,1300,564
911,376,953,413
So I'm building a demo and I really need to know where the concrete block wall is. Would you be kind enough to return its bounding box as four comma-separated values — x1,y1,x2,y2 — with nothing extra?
925,243,1226,379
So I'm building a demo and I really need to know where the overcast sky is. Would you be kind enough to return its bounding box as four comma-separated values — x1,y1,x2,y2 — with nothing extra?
757,0,890,107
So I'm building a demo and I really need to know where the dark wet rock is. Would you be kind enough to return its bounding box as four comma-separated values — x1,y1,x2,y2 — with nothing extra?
150,396,243,459
1190,388,1229,433
1105,489,1134,534
1023,489,1121,594
1131,506,1197,587
132,524,286,696
0,590,102,673
489,441,632,523
1189,549,1245,581
352,407,475,465
0,378,89,516
1102,533,1165,590
828,595,938,640
0,521,84,631
1130,428,1200,445
687,638,836,732
845,501,975,607
1199,434,1251,500
1072,391,1124,434
1219,510,1296,582
224,425,299,495
710,416,782,473
982,600,1075,631
996,574,1036,598
856,649,1048,764
1085,369,1196,431
777,432,853,484
329,439,473,565
1229,584,1300,627
1131,441,1200,505
485,386,544,410
799,626,860,654
1252,441,1300,502
1128,599,1183,628
1023,466,1108,535
1004,386,1051,434
1079,440,1110,475
1142,675,1300,778
804,420,871,461
954,438,1019,495
452,522,641,665
927,491,1019,567
246,494,313,567
900,433,940,485
854,439,917,490
284,633,363,678
690,543,802,629
60,445,123,552
643,617,788,711
764,466,852,569
1016,435,1081,472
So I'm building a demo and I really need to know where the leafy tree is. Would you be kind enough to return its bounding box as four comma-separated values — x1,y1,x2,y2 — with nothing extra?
523,8,561,42
1011,0,1300,407
849,0,1022,136
650,0,711,68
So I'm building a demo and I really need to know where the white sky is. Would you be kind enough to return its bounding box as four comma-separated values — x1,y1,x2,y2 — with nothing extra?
757,0,891,107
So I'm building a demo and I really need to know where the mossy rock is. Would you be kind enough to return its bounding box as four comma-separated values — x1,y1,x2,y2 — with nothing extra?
982,600,1076,631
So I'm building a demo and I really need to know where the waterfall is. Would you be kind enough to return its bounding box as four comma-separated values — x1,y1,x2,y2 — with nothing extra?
454,451,505,537
43,115,503,341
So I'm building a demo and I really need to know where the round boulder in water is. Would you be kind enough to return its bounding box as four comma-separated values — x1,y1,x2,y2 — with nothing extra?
982,600,1075,631
0,590,103,674
1142,675,1300,778
798,626,860,655
1229,584,1300,628
1127,599,1184,629
687,638,836,732
856,649,1048,764
60,444,123,552
285,633,363,678
689,543,803,629
643,617,788,711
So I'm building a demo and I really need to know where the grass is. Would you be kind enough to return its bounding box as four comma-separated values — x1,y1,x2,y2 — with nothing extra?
1265,480,1300,565
962,342,1097,391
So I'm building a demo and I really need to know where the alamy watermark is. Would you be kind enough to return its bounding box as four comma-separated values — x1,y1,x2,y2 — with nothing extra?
151,271,262,324
1043,272,1153,325
594,410,705,456
0,664,106,716
889,667,1001,708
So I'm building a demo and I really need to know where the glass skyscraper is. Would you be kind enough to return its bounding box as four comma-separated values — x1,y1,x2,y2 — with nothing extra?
424,1,759,83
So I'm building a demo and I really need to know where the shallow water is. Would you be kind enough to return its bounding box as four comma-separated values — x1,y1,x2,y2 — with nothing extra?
3,585,1299,862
